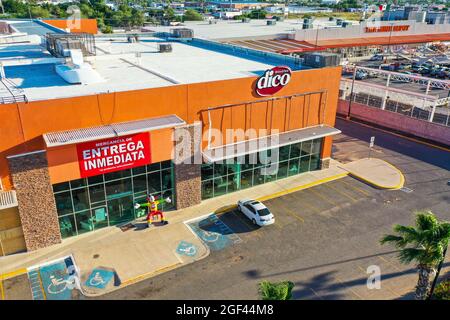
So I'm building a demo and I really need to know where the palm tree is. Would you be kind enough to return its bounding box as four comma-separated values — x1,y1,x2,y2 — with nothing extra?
380,211,450,300
259,280,294,300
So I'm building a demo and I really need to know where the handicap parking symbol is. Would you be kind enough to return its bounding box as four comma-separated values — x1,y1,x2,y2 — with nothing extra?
176,241,198,257
85,268,114,289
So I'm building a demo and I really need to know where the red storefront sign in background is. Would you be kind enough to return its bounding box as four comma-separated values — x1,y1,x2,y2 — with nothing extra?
77,133,151,178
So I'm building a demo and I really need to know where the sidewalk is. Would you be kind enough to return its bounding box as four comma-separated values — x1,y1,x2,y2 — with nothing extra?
0,157,404,299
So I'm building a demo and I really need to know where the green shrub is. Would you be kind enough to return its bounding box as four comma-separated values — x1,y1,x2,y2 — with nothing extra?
101,25,113,34
432,279,450,300
259,281,294,300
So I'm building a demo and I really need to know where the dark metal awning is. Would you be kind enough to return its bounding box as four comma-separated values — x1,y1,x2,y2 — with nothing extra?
43,114,185,147
202,125,341,163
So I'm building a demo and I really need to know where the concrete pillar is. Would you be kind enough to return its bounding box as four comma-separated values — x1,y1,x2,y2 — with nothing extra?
7,150,61,251
381,74,391,110
173,123,202,210
429,101,437,123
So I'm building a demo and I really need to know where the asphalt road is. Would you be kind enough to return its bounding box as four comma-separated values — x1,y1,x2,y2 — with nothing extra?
99,119,450,300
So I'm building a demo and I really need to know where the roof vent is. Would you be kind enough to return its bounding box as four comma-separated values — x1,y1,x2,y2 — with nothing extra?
158,43,172,53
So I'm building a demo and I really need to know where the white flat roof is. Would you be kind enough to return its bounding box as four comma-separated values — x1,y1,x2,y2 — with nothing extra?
149,18,356,41
3,36,283,102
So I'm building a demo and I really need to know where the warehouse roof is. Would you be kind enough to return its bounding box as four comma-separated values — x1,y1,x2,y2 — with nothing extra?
2,36,303,102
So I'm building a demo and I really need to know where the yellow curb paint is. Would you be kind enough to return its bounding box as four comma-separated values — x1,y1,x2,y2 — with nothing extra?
0,278,4,300
256,173,349,203
120,262,181,287
341,117,450,153
37,271,47,300
346,159,405,190
0,268,27,281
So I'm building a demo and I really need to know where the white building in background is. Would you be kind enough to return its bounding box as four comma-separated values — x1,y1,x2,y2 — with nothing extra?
321,0,341,4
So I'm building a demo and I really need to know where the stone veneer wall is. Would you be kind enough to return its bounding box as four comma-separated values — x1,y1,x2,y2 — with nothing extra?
320,158,331,169
7,151,61,251
173,123,202,209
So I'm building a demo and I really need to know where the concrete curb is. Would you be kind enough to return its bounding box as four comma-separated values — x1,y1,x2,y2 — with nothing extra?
81,223,212,298
343,159,405,190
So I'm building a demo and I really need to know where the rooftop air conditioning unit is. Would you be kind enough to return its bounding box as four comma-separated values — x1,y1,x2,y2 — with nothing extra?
303,53,340,68
172,28,194,39
158,43,172,53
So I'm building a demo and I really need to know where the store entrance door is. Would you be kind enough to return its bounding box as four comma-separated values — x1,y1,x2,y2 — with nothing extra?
107,195,135,226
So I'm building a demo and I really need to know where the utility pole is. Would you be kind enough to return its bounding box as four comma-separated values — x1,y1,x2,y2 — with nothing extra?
346,66,357,120
0,0,4,15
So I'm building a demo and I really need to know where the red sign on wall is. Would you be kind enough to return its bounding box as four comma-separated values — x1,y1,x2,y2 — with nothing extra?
255,66,292,97
77,133,151,178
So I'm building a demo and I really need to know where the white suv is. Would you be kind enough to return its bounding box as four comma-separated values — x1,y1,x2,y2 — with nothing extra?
237,200,275,227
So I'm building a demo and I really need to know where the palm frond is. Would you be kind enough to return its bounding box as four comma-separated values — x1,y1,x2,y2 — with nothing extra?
415,212,438,232
398,247,427,265
393,225,420,242
380,234,407,248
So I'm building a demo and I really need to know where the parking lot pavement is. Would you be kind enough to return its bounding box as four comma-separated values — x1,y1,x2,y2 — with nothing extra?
101,119,450,300
104,175,438,300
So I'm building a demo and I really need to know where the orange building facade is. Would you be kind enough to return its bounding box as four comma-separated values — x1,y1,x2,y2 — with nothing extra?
0,65,342,253
42,19,98,34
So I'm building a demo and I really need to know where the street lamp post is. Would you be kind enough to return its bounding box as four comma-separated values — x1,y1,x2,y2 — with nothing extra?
346,67,357,120
385,22,394,64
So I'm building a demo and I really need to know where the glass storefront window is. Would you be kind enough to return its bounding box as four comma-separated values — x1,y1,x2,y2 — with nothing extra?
310,154,321,171
301,140,312,156
133,174,147,193
147,172,161,194
54,161,175,239
161,169,172,190
161,160,171,169
200,138,324,200
88,175,103,185
311,139,322,155
70,178,86,189
240,170,253,190
147,163,160,172
89,184,105,204
75,210,93,234
72,188,90,212
55,191,73,216
290,142,302,158
300,155,311,173
201,180,214,200
105,178,132,199
53,182,69,193
279,145,290,162
213,177,227,197
288,158,300,176
277,161,289,179
59,215,76,239
104,169,131,181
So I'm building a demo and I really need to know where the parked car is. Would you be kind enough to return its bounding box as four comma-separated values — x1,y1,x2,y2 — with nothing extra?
355,70,368,80
370,54,384,61
237,199,275,226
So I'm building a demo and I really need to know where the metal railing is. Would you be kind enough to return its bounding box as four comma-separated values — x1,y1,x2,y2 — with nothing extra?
342,65,450,91
340,88,450,127
0,190,18,210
